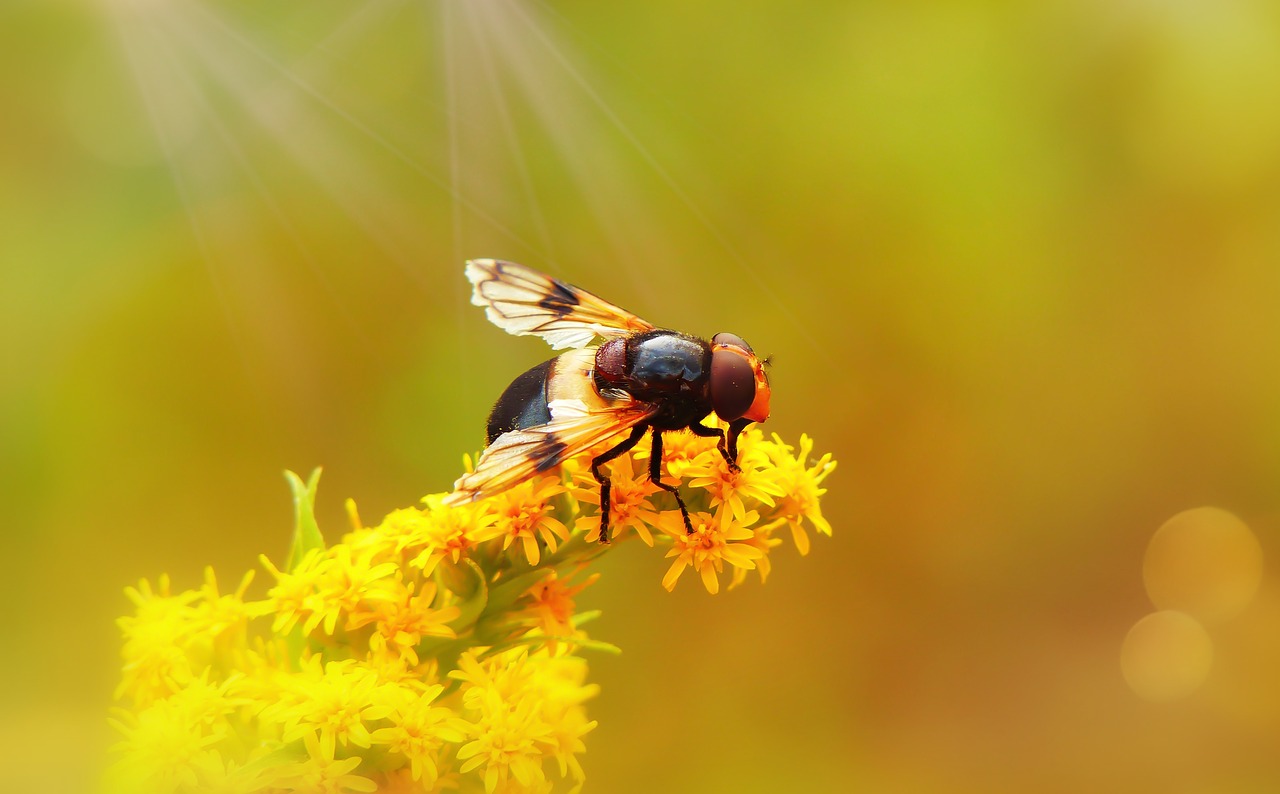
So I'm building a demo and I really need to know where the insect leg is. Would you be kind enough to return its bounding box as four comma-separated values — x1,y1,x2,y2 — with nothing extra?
689,421,737,472
590,423,649,544
726,419,752,467
649,431,694,534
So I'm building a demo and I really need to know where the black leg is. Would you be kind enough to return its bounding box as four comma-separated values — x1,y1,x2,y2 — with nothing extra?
649,431,694,534
690,421,737,471
726,419,751,467
590,423,649,544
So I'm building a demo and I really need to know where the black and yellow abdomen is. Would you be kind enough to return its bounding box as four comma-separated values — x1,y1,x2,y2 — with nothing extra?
485,358,554,444
483,348,609,445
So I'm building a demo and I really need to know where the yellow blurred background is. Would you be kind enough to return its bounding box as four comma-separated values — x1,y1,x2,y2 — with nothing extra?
4,0,1280,791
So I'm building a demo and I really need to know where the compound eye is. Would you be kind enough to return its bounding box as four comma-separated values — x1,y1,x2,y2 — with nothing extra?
710,345,757,421
711,332,752,354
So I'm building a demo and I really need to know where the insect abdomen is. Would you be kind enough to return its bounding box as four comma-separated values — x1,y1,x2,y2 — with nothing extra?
486,358,554,444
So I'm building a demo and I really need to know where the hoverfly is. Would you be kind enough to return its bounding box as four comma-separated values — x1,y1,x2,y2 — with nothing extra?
443,259,771,543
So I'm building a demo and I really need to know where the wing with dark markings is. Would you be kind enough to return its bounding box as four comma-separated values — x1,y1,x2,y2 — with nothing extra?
466,258,655,350
443,397,657,506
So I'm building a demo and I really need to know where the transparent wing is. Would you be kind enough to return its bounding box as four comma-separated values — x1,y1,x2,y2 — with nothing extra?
443,397,657,506
466,258,655,350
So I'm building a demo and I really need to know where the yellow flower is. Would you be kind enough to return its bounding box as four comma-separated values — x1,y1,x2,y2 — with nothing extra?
369,682,466,784
111,431,833,791
683,434,787,523
659,507,765,594
524,655,598,785
631,425,719,479
762,433,836,555
448,647,596,793
728,519,785,590
272,730,378,793
252,549,322,635
456,688,551,793
164,669,247,731
409,493,497,575
185,750,278,794
349,580,460,665
372,505,434,556
108,694,224,793
471,476,570,565
257,545,399,637
571,459,662,546
520,569,598,643
258,656,389,759
116,575,201,704
192,566,256,643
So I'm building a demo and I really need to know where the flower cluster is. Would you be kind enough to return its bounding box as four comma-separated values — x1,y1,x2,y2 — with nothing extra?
110,426,834,793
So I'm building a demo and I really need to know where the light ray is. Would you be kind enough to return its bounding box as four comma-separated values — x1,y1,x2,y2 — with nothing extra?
465,0,558,265
159,2,443,284
182,0,545,261
472,0,652,284
110,11,240,342
499,0,819,349
441,0,469,366
156,22,374,347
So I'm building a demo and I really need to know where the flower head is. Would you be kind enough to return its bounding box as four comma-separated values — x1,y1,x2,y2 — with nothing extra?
761,433,836,555
116,575,201,704
369,683,466,784
471,476,570,565
349,580,460,664
112,430,833,791
272,731,378,794
659,507,766,594
683,436,786,523
519,568,599,646
409,493,498,575
570,458,662,546
258,656,389,758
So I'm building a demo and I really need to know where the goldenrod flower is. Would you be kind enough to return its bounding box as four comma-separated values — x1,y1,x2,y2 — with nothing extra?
409,493,497,575
659,507,766,594
364,505,433,560
109,694,223,792
728,519,785,590
633,425,717,479
519,569,598,642
368,682,466,784
193,567,256,641
111,428,832,791
472,476,570,565
271,731,378,793
571,459,662,546
349,580,460,665
257,656,388,758
451,648,596,793
683,437,787,523
762,433,836,555
116,575,201,705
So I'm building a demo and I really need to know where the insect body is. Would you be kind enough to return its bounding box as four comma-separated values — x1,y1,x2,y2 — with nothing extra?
444,259,771,543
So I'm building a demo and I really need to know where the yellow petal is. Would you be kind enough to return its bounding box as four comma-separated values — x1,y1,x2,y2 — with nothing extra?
700,566,720,594
662,559,688,591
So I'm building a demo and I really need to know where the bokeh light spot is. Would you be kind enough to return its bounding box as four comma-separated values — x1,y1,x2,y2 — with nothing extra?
1143,507,1264,623
1121,610,1213,703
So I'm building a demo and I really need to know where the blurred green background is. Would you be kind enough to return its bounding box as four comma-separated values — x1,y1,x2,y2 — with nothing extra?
4,0,1280,791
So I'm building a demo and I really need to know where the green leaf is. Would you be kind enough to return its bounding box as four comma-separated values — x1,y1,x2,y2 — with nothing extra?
284,468,325,573
437,558,488,632
570,610,603,628
483,568,553,618
484,634,622,657
557,636,622,655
